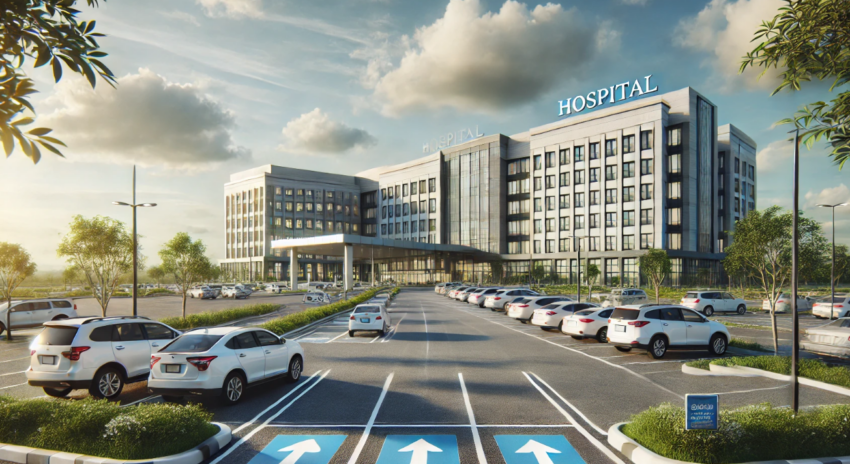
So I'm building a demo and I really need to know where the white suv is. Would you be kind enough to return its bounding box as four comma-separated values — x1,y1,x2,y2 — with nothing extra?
0,298,77,336
26,316,181,399
189,286,217,299
148,327,304,405
484,288,540,311
681,291,747,316
607,305,730,359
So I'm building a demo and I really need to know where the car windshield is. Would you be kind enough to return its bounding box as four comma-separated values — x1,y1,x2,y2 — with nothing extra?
354,306,380,313
513,298,529,304
611,308,640,320
35,326,78,345
575,309,595,316
161,334,223,353
684,292,699,299
540,303,561,310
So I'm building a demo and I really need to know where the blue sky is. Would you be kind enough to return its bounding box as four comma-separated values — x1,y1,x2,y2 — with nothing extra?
1,0,847,270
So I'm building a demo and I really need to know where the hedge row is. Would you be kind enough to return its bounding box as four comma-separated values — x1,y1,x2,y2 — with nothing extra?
160,303,280,330
0,396,217,460
260,287,395,335
712,355,850,389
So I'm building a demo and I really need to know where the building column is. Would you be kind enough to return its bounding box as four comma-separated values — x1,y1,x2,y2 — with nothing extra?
289,248,298,290
344,244,354,291
371,246,376,287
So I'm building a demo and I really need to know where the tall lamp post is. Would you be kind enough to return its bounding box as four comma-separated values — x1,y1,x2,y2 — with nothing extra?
113,166,156,317
790,128,801,413
573,230,585,302
817,202,847,320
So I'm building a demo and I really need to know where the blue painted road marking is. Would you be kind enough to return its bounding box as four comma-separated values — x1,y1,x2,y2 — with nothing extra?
495,435,585,464
247,435,346,464
375,435,460,464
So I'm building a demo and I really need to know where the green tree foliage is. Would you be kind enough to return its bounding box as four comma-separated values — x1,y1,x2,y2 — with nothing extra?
741,0,850,168
57,216,133,317
585,263,600,302
639,248,672,303
0,243,36,340
1,1,115,163
530,264,546,285
490,258,504,285
798,217,830,284
159,233,214,319
146,265,165,284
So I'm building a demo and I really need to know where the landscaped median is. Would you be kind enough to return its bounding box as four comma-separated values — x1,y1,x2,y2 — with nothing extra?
159,303,281,330
0,396,230,463
259,287,396,335
685,355,850,392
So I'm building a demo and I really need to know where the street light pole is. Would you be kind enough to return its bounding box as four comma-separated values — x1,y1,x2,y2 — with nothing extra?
113,165,157,318
817,202,848,320
791,128,801,414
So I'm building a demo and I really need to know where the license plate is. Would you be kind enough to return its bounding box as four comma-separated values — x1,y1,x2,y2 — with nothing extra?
39,355,56,365
360,318,370,323
568,320,577,326
615,325,626,332
165,364,181,373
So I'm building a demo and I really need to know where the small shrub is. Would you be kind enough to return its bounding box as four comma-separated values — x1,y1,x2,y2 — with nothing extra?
160,303,280,330
711,356,850,389
729,338,768,352
143,288,175,296
685,359,711,370
260,287,395,335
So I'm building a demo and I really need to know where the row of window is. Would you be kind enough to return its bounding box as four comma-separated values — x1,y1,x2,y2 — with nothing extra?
381,219,437,235
381,199,437,219
521,155,681,190
273,201,359,216
508,208,654,235
508,232,685,255
528,186,654,212
273,187,356,204
381,179,437,200
270,217,358,233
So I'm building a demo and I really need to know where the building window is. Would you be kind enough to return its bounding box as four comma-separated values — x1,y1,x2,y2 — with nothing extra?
403,203,410,216
420,200,426,212
307,202,314,212
411,202,418,215
306,219,313,229
559,238,569,252
509,199,530,214
640,233,652,249
534,219,542,234
575,215,585,229
534,177,542,191
420,219,426,231
285,189,293,197
402,184,408,197
382,206,387,219
605,236,616,251
575,192,585,208
589,168,599,183
623,162,635,178
275,187,282,196
317,202,324,212
589,190,600,206
605,165,617,181
429,178,436,192
559,149,570,165
420,180,427,193
606,212,616,227
403,222,409,234
508,159,530,175
285,202,293,212
668,182,682,200
640,184,652,200
623,135,635,154
411,220,417,233
508,179,530,194
623,235,635,250
395,204,401,216
668,207,681,226
559,172,570,187
560,216,570,231
275,201,282,211
605,139,617,157
575,170,585,185
534,155,543,170
546,218,556,232
508,220,529,236
508,241,530,254
546,239,555,253
589,213,599,229
623,210,635,226
667,233,682,250
589,236,599,251
640,130,652,150
574,145,585,162
623,186,635,202
606,189,617,204
558,194,570,210
668,154,681,174
640,209,653,225
381,224,387,235
546,175,556,189
285,218,293,229
640,159,653,176
589,142,599,160
395,223,401,234
534,198,543,212
411,182,418,195
546,151,556,168
429,198,437,213
546,196,556,211
667,127,681,146
534,240,541,253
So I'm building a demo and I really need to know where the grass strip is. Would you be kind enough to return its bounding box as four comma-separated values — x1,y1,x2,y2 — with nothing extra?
712,356,850,389
728,338,769,352
684,359,711,370
260,287,396,335
0,396,217,460
160,303,280,330
623,403,850,463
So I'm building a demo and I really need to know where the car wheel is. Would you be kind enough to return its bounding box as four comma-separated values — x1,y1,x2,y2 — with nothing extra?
43,387,72,398
709,334,727,356
0,323,5,337
703,306,714,317
349,330,355,337
286,356,302,383
615,346,632,352
736,305,746,315
383,322,390,335
557,321,564,332
190,294,195,298
597,327,608,343
90,366,124,400
649,336,668,359
222,372,245,405
571,335,582,340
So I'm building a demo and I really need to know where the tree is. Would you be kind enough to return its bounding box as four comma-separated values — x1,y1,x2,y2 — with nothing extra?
740,0,850,168
585,263,600,302
2,1,116,163
0,243,36,340
57,216,133,317
640,248,672,303
610,276,620,288
723,206,793,353
62,264,81,290
798,216,830,284
490,258,504,285
159,233,214,319
147,265,165,285
722,251,750,298
530,264,546,286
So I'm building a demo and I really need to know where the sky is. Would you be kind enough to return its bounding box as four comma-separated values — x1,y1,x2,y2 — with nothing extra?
1,0,848,271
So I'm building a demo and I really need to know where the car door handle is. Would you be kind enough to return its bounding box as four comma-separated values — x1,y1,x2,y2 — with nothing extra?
115,346,125,350
663,323,668,326
687,325,693,327
265,350,271,354
151,343,160,347
239,353,247,357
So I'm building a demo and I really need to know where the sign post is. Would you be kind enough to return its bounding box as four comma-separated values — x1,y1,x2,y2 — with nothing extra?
685,394,718,430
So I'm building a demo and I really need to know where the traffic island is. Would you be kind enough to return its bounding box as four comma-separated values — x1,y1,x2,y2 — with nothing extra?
608,403,850,464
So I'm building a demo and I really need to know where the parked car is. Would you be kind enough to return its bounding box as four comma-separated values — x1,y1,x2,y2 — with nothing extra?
762,294,817,313
265,284,283,294
206,284,223,297
561,307,616,342
148,327,303,405
468,288,502,307
222,286,251,299
680,291,747,316
531,302,600,330
456,288,480,302
803,318,850,356
507,296,573,323
349,304,392,337
607,305,730,359
484,288,540,311
448,286,471,299
813,295,850,319
602,289,649,307
504,296,533,314
188,286,217,299
0,299,77,335
303,292,331,304
370,294,391,308
26,316,180,399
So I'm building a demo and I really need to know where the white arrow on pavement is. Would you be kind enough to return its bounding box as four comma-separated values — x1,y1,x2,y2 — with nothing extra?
279,439,321,464
516,439,561,464
399,438,443,464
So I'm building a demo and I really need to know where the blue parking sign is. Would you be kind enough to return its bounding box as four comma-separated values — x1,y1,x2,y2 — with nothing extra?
686,394,718,430
495,435,585,464
248,435,346,464
375,435,460,464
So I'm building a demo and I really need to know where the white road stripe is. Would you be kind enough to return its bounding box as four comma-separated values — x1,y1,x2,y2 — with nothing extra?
529,372,608,436
347,372,394,464
0,370,25,377
423,305,429,357
292,329,318,340
716,384,790,395
210,369,330,464
458,373,487,464
263,423,576,428
0,356,29,364
231,370,324,434
0,382,26,390
523,372,626,464
380,315,406,343
327,331,349,343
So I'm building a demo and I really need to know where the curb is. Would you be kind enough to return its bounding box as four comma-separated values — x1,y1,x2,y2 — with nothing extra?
707,364,850,397
607,422,850,464
0,423,231,464
680,364,723,376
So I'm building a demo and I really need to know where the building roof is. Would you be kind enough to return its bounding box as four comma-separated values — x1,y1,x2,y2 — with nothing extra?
271,234,500,261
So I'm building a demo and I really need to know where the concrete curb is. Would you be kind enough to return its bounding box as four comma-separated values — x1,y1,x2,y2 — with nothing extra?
608,422,850,464
707,364,850,397
680,364,724,376
0,423,230,464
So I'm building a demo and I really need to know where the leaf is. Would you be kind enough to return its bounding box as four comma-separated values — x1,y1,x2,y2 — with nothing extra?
11,118,34,126
29,141,41,164
87,51,107,58
52,56,62,82
27,127,52,136
37,139,64,158
78,59,96,88
0,125,14,157
38,135,66,147
85,20,96,34
12,130,32,157
34,47,52,68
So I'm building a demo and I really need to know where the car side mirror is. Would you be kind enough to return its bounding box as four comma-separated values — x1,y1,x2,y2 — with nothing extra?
279,337,287,344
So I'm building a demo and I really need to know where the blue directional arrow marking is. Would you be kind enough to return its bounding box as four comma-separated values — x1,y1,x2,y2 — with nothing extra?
375,435,460,464
247,435,346,464
495,435,585,464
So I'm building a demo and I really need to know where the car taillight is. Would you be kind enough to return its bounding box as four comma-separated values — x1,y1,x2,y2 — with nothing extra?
836,305,845,308
777,300,785,304
608,319,612,323
151,356,161,368
30,350,35,356
628,321,650,328
376,316,382,320
578,318,594,323
545,311,557,316
187,356,217,372
350,315,355,320
694,299,700,303
518,304,529,308
73,304,77,310
494,297,501,300
61,346,90,361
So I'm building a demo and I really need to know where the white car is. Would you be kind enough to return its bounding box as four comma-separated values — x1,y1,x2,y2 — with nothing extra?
507,296,573,323
456,288,481,302
27,316,180,399
265,284,284,294
531,302,600,330
602,289,649,307
484,288,540,311
188,286,216,299
222,286,251,299
562,307,615,342
762,294,817,313
369,294,391,308
813,295,850,319
607,305,730,359
803,318,850,355
303,292,331,304
448,286,471,299
349,304,392,337
468,288,502,307
0,299,77,336
148,327,303,405
680,291,747,316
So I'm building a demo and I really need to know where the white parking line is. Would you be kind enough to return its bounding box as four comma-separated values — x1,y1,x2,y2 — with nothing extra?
529,372,607,436
380,315,406,343
458,373,486,464
523,372,626,464
0,382,26,390
121,395,161,407
716,384,790,395
327,331,349,343
347,372,394,464
292,329,318,340
0,356,29,364
231,370,325,434
263,423,576,428
0,370,25,377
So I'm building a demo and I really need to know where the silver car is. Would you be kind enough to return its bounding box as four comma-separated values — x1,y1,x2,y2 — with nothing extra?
484,288,540,311
507,296,573,323
803,318,850,357
762,294,817,313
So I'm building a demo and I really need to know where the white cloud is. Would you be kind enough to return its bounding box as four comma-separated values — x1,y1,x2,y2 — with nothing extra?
279,108,377,154
360,0,616,116
159,10,200,26
674,0,784,92
196,0,262,18
43,68,249,168
621,0,648,5
756,139,793,171
805,184,850,209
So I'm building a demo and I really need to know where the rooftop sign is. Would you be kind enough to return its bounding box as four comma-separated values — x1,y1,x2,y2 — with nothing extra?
558,74,658,117
423,126,484,154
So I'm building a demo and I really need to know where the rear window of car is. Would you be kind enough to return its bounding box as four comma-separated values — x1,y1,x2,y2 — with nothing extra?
611,308,639,320
684,292,699,299
575,309,595,316
540,303,561,310
512,297,529,304
161,334,223,353
354,306,380,313
51,300,73,308
36,326,78,345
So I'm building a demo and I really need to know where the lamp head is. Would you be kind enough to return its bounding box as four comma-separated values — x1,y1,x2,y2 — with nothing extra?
141,203,157,207
113,201,130,206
